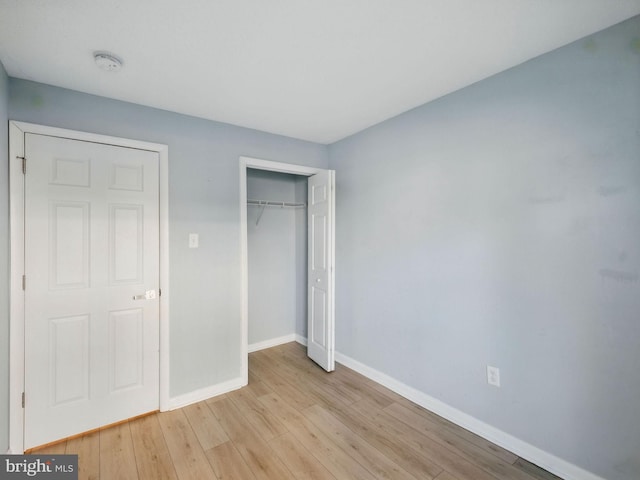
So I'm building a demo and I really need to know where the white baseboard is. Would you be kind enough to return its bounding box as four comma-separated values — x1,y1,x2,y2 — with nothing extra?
167,376,245,411
248,334,298,353
334,351,605,480
295,334,307,346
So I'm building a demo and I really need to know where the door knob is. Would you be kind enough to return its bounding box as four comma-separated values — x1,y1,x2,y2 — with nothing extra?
133,290,156,300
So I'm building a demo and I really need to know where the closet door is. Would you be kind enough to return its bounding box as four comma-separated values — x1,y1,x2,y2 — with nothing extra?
307,170,335,372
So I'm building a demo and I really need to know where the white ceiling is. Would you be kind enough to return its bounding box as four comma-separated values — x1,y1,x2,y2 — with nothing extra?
1,1,639,144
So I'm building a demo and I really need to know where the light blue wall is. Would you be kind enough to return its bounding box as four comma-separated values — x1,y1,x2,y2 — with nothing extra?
0,60,10,453
247,169,307,345
329,16,640,480
294,176,308,338
8,79,329,399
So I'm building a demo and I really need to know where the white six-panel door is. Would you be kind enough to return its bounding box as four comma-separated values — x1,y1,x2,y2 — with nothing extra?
23,133,160,449
307,170,335,372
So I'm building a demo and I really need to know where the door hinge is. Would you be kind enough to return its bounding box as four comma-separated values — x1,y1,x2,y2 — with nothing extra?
17,156,26,174
158,288,161,297
21,392,25,408
22,275,26,291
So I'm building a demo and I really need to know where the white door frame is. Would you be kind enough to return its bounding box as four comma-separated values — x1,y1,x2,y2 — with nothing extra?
239,156,331,382
8,121,171,453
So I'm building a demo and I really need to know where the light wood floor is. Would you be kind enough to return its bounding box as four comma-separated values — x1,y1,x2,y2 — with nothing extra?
33,342,562,480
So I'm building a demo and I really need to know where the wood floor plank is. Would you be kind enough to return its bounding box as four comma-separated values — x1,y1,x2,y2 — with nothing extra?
205,393,228,405
269,348,363,405
513,458,564,480
435,471,461,480
258,392,378,480
129,413,178,480
246,380,273,398
332,361,422,409
208,397,296,480
205,441,257,480
66,430,100,480
269,432,337,480
385,398,519,465
99,423,138,480
354,370,422,405
260,344,356,407
249,354,317,410
256,349,355,409
183,401,229,450
268,343,310,365
157,409,217,480
278,341,306,356
319,400,443,480
384,401,526,475
227,386,288,442
304,403,419,480
330,358,423,410
328,367,395,409
349,398,505,480
248,370,261,385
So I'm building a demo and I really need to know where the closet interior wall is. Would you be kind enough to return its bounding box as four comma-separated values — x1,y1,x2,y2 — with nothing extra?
247,169,308,348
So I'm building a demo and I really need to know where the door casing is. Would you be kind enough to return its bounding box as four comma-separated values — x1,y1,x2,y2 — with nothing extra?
239,156,335,381
8,121,171,453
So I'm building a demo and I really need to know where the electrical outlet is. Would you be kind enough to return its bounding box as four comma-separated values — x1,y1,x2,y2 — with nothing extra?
189,233,199,248
487,366,500,387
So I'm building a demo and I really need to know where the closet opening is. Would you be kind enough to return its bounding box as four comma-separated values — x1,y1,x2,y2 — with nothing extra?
239,157,335,380
246,169,308,353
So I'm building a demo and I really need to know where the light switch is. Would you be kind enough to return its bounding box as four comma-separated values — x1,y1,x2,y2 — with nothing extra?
189,233,199,248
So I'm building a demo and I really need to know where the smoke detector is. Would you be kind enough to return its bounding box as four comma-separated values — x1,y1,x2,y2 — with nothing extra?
94,52,123,72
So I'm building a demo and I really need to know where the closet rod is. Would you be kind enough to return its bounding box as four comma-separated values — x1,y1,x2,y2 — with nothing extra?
247,199,306,208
